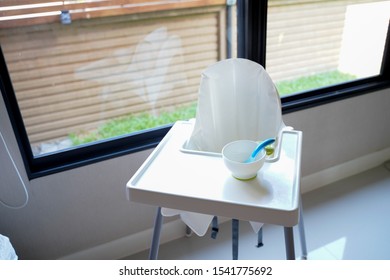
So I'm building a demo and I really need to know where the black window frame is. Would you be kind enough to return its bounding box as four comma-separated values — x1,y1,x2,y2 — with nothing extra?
1,0,389,179
238,0,390,113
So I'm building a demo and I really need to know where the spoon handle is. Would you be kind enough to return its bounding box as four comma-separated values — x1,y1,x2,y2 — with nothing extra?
251,138,276,158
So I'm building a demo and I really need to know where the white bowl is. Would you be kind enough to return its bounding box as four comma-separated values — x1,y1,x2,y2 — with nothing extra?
222,140,266,180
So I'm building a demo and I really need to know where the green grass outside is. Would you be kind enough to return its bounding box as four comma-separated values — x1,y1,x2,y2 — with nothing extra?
69,70,356,145
276,70,356,96
69,103,197,145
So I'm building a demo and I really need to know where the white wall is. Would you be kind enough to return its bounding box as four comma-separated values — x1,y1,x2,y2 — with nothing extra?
0,87,390,259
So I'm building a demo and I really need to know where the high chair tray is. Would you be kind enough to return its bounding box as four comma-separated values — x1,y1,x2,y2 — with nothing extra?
127,120,302,226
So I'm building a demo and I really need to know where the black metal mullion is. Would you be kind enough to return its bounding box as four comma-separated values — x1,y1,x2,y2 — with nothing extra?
237,0,268,67
380,19,390,80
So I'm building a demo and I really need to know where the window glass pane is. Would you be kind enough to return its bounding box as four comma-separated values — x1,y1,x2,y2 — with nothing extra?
267,0,389,97
0,1,235,155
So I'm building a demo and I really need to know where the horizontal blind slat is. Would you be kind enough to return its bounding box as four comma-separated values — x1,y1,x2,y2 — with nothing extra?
0,0,225,28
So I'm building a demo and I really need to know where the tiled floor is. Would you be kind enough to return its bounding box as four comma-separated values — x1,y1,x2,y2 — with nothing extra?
126,162,390,260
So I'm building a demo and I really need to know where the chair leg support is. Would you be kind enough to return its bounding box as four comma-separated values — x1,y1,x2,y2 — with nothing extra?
149,207,163,260
232,219,239,260
256,227,264,247
284,227,295,260
211,216,219,239
185,226,192,237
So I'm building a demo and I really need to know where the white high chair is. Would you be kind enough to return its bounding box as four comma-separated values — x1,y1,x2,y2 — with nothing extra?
127,58,308,260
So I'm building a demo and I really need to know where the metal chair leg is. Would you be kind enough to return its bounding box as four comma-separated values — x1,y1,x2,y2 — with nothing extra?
149,207,163,260
284,227,295,260
232,219,239,260
298,199,308,259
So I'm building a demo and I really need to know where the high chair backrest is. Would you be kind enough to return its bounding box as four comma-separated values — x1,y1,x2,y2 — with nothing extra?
187,58,285,153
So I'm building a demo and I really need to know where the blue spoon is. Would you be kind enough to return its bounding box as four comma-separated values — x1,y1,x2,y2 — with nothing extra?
244,138,275,163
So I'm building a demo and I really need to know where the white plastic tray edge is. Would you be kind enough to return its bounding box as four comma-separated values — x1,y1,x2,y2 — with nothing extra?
128,122,180,189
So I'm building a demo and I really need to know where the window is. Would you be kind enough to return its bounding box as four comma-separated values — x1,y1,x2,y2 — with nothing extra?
267,0,389,96
0,0,389,178
238,0,390,111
